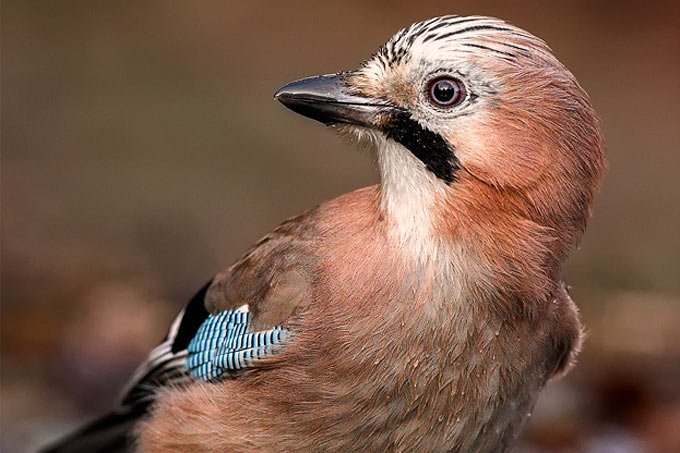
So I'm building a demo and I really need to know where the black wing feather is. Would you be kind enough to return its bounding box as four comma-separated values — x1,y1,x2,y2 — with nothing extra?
115,279,212,408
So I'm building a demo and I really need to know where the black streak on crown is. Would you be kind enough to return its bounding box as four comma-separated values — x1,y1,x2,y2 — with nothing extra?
382,110,460,184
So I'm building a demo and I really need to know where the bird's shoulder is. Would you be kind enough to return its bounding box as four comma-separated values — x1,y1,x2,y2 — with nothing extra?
205,205,323,329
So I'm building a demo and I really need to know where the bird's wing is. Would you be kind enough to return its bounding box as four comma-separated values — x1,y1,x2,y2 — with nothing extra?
115,209,319,409
44,210,320,452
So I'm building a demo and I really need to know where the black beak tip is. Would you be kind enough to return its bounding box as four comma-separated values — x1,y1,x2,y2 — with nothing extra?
274,74,350,103
272,72,380,127
273,81,308,108
273,89,295,107
273,87,286,101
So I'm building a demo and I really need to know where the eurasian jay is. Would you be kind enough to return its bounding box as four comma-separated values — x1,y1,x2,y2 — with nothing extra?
46,15,605,452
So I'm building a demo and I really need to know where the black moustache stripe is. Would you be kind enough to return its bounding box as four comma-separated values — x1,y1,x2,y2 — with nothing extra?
381,111,459,184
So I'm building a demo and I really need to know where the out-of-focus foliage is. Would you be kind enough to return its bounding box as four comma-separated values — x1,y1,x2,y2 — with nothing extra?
2,1,679,452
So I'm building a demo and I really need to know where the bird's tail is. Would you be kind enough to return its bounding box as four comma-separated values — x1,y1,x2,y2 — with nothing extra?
40,406,147,453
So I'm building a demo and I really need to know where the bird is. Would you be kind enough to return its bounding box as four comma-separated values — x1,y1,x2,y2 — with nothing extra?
45,15,605,453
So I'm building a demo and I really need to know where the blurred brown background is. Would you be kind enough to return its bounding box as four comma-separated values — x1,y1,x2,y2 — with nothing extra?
2,1,679,452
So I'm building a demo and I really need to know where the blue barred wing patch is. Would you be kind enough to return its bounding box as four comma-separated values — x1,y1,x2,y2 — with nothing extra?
185,306,290,381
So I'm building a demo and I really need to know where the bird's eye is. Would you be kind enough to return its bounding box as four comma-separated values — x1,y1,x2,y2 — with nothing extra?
427,77,465,107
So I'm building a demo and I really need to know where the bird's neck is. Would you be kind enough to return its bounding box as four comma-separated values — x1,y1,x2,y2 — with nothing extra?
376,140,446,260
375,140,561,307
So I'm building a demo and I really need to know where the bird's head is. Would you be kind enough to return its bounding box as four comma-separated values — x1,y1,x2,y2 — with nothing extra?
276,16,605,292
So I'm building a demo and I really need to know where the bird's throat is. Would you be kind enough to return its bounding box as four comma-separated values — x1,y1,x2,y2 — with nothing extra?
376,139,448,258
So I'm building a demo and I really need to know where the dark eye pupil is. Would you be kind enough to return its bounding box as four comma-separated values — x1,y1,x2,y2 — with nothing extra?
434,81,455,102
429,78,463,106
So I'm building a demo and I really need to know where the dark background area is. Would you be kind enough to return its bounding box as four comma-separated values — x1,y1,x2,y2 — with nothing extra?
2,1,679,452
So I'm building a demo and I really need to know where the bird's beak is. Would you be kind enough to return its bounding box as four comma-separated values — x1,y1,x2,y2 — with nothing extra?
274,73,388,128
